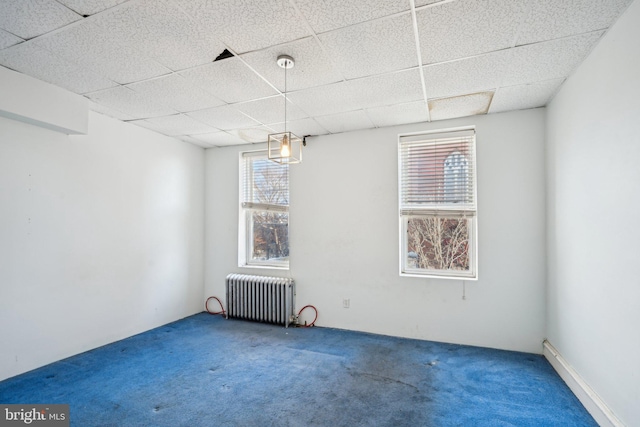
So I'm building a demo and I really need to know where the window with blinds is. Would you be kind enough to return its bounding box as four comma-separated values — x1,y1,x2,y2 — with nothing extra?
240,151,289,268
398,129,477,279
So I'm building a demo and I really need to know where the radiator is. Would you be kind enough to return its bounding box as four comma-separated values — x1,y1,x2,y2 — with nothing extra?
225,274,296,328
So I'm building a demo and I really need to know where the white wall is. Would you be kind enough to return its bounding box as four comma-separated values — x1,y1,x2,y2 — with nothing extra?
546,0,640,424
0,111,204,381
205,108,546,353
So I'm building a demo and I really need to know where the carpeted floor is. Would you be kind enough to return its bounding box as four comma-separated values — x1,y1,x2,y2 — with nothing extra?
0,313,596,426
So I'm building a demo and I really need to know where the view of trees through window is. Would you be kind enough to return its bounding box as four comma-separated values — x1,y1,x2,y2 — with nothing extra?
407,216,470,271
248,158,289,263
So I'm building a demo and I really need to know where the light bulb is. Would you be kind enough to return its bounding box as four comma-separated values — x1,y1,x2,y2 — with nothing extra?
280,135,290,157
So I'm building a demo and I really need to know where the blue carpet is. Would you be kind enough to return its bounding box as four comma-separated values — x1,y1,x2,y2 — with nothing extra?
0,313,596,426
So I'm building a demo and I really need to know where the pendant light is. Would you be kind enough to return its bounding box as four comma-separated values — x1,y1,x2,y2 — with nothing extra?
268,55,303,164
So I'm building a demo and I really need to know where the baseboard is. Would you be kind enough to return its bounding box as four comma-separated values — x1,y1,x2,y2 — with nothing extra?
543,340,624,427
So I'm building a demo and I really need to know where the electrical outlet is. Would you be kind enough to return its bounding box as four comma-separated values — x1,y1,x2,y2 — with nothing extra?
343,298,350,308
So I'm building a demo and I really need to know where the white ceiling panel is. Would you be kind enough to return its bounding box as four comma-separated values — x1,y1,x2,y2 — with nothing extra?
126,74,225,113
268,118,330,137
294,0,409,34
366,101,429,128
56,0,129,16
187,105,261,131
129,114,218,136
178,135,212,148
0,0,81,40
0,42,117,94
502,31,604,86
429,91,495,121
173,0,310,54
417,0,529,64
33,21,172,84
190,131,247,147
293,0,445,34
86,86,177,119
228,126,277,144
180,58,278,104
489,78,564,113
0,29,23,49
423,49,512,99
88,101,136,121
318,14,418,80
234,96,308,126
90,0,227,71
315,110,375,134
517,0,634,45
287,69,423,117
241,37,343,92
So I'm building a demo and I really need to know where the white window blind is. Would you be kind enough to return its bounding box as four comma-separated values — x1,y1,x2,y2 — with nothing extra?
242,151,289,211
399,129,476,214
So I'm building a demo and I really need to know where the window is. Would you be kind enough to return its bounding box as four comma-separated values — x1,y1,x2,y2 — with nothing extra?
240,151,289,269
398,129,477,279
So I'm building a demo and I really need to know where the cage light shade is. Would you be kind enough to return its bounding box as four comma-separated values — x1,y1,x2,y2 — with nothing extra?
268,131,303,164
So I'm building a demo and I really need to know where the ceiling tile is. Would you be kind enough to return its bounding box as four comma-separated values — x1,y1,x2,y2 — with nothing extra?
234,96,308,125
268,118,330,137
429,91,495,121
314,110,375,134
127,74,225,113
178,135,212,148
502,31,603,86
318,14,418,79
417,0,529,64
180,57,278,104
129,114,218,136
287,68,423,117
173,0,310,54
366,101,428,128
489,78,564,113
90,0,227,71
423,49,512,99
88,101,136,121
33,20,172,84
0,29,23,49
186,105,260,131
517,0,633,45
228,126,277,143
294,0,411,34
0,0,81,39
86,86,177,119
0,42,117,94
56,0,128,16
241,37,343,92
190,131,247,147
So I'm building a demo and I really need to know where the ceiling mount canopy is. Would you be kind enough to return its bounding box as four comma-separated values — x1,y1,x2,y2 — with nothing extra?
268,55,302,165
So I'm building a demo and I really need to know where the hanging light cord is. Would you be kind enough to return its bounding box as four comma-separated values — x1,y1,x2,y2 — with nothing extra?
284,62,287,133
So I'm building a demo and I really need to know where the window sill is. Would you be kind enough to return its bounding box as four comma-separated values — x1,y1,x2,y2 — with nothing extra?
239,264,289,271
400,271,477,281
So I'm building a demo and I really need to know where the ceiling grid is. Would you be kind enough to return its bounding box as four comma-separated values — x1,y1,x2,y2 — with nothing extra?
0,0,633,147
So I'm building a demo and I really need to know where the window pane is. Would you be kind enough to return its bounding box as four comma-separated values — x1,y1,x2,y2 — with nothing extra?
406,216,470,272
251,211,289,262
250,158,289,205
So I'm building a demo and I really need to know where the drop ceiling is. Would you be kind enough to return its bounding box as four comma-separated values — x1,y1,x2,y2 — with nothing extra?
0,0,633,148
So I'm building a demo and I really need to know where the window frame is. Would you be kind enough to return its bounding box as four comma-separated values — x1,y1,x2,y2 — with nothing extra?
238,150,290,270
398,127,478,280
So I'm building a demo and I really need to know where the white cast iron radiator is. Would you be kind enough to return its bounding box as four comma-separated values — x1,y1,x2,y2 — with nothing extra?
225,274,296,328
